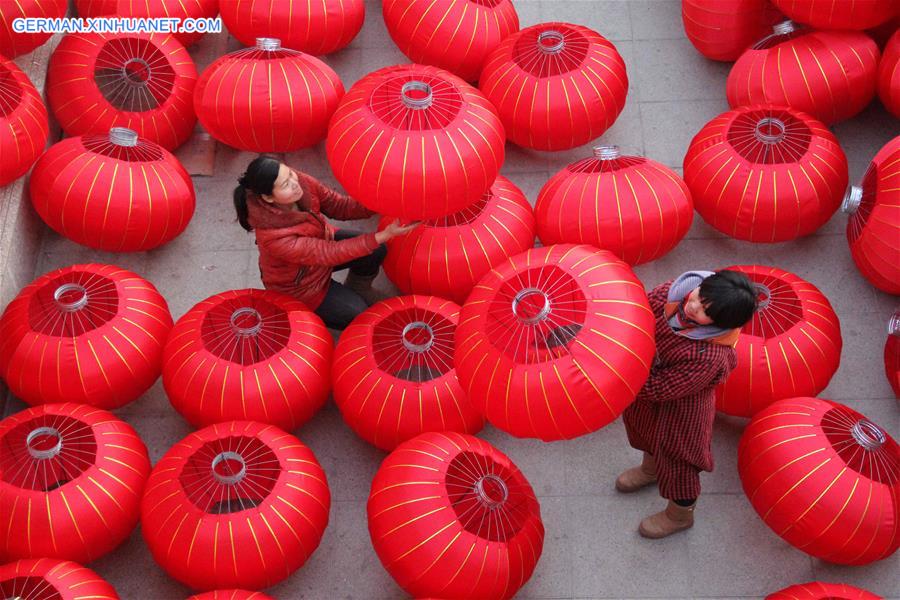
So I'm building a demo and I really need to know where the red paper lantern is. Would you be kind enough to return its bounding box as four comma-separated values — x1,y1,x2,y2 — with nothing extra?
0,403,151,563
327,63,504,220
195,38,344,152
739,397,899,565
479,22,628,151
333,295,482,450
219,0,364,55
162,289,332,431
0,55,49,186
767,581,881,600
368,432,544,599
455,244,655,441
879,31,900,118
188,591,274,600
141,421,330,591
886,310,900,399
0,264,173,409
714,265,842,417
842,136,900,295
381,175,535,304
769,0,896,30
727,22,879,124
30,128,195,252
47,32,197,150
681,0,782,62
383,0,519,82
75,0,219,47
536,145,693,265
683,104,847,242
0,559,119,600
0,0,67,58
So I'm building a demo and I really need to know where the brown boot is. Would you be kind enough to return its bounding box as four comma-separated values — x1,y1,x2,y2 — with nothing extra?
615,452,657,493
638,500,695,539
344,271,391,306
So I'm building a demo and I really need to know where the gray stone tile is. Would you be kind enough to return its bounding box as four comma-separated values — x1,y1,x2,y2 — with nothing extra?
632,39,731,102
113,379,173,420
519,496,574,598
630,0,683,40
832,103,898,165
516,1,543,28
703,414,747,495
38,237,151,279
683,214,728,240
541,1,633,42
322,46,366,88
500,170,552,209
821,314,897,401
649,237,758,287
640,98,730,169
547,97,645,166
562,417,631,497
90,525,190,599
352,0,394,50
123,412,194,466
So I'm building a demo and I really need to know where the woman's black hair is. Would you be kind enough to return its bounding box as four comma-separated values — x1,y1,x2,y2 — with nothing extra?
233,155,281,231
698,270,759,329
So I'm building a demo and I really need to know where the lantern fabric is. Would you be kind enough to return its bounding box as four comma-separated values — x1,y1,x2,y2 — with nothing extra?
162,289,333,431
535,145,693,265
0,0,67,58
194,38,344,152
683,104,848,242
0,55,49,186
0,403,151,563
739,397,900,565
726,22,879,125
0,263,174,409
714,265,842,417
383,0,519,82
333,295,482,451
767,581,882,600
141,421,330,591
681,0,782,62
879,30,900,119
886,311,900,399
368,432,544,600
479,22,628,151
327,63,504,220
0,559,119,600
219,0,364,55
455,244,656,441
381,175,535,304
769,0,896,30
75,0,219,47
188,591,274,600
30,128,195,252
842,136,900,295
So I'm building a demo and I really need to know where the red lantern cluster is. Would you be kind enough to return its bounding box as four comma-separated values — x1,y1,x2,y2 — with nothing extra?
681,0,782,62
770,0,897,30
879,31,900,118
75,0,219,47
480,22,628,151
886,311,900,400
767,581,882,600
0,55,49,186
683,104,847,242
188,591,274,600
0,559,119,600
0,0,67,58
368,432,544,600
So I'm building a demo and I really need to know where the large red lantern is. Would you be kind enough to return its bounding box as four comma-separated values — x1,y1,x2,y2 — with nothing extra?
368,432,544,600
479,22,628,151
47,32,197,150
455,244,656,441
842,136,900,295
714,265,841,417
681,0,782,62
0,559,119,600
535,145,693,265
769,0,896,30
683,104,847,242
879,30,900,118
327,63,504,220
195,38,344,152
0,0,67,58
162,289,332,431
0,403,151,563
0,264,173,409
188,591,273,600
886,310,900,399
142,421,330,591
739,397,899,565
381,175,535,304
383,0,519,82
0,55,49,186
30,128,195,252
75,0,219,47
219,0,364,55
767,581,881,600
727,22,879,125
333,295,482,451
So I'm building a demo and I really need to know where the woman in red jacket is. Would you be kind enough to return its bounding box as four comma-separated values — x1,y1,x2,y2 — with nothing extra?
233,156,418,329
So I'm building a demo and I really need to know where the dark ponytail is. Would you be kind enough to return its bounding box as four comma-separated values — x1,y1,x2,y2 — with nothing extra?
233,155,281,232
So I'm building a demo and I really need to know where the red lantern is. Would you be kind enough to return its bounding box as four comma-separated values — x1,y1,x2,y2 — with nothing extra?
886,310,900,399
0,55,49,186
383,0,519,82
739,397,899,565
368,432,544,599
769,0,896,30
681,0,782,62
327,63,504,220
333,295,482,450
536,145,693,265
479,22,628,151
0,264,173,409
880,31,900,118
381,175,535,304
195,38,344,152
188,591,273,600
455,244,656,441
30,128,195,252
0,559,119,600
141,421,330,591
47,32,197,150
842,136,900,295
75,0,219,47
727,22,879,124
0,0,67,58
683,104,847,242
162,289,332,431
219,0,364,55
714,265,841,417
0,403,151,563
767,581,881,600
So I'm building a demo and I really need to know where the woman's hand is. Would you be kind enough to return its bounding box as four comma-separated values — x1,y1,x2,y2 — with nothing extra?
375,219,421,244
